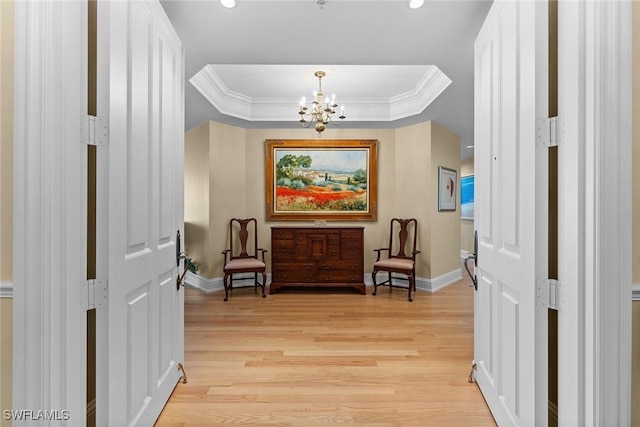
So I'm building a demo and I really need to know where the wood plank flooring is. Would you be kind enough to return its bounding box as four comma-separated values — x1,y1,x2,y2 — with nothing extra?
155,279,496,426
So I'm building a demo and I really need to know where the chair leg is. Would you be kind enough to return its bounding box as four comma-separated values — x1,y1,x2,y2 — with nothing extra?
260,272,267,298
254,272,258,290
407,275,414,302
223,273,230,302
372,270,378,295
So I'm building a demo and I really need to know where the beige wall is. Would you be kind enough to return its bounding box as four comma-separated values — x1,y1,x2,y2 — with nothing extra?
208,122,247,276
0,0,13,423
186,123,462,283
246,129,395,271
395,122,432,277
429,123,461,278
245,127,398,279
632,2,640,426
460,157,474,253
184,122,211,277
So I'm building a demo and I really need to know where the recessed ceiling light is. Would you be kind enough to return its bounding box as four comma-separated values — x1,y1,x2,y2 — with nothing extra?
408,0,424,9
220,0,236,8
466,145,475,149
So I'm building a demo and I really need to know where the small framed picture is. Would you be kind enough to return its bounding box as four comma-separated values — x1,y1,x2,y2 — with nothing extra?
438,166,457,212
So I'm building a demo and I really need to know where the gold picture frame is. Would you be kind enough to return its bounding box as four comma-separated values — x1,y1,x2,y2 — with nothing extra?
265,139,378,221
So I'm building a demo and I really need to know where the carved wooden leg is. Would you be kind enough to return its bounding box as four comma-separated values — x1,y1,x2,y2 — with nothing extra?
223,273,230,301
407,275,413,302
260,272,267,298
372,270,378,295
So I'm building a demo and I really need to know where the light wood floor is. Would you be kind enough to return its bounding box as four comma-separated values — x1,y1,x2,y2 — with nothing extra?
155,279,496,426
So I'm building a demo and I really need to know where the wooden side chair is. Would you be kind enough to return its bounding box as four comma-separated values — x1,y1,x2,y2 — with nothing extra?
372,218,420,302
222,218,267,301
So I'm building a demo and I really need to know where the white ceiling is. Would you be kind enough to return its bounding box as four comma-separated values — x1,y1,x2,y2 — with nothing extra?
160,0,493,159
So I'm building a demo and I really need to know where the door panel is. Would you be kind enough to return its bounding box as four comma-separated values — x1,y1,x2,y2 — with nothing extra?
97,0,185,425
474,0,548,425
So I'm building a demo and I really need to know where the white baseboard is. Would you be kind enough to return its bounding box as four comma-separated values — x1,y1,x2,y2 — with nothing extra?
186,270,462,295
417,268,463,293
184,271,272,294
364,273,373,285
633,283,640,301
366,269,462,293
0,281,13,298
184,272,223,293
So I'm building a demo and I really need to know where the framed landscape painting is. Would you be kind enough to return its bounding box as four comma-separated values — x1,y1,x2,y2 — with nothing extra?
265,139,378,221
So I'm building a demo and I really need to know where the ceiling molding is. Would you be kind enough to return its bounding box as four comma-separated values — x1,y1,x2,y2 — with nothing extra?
189,66,253,120
189,64,451,122
389,66,452,120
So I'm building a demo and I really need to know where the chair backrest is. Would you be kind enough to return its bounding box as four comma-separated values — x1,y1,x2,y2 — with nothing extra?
229,218,258,260
387,218,418,260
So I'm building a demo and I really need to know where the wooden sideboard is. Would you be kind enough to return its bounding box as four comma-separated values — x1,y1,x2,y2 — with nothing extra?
270,226,365,295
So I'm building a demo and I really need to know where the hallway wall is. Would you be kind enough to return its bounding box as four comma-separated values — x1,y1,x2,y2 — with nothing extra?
184,122,462,285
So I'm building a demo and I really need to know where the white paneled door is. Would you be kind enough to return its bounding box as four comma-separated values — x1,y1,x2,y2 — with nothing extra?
473,0,548,425
96,1,185,425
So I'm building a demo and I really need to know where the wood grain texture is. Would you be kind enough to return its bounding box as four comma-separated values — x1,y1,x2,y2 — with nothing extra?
155,279,496,426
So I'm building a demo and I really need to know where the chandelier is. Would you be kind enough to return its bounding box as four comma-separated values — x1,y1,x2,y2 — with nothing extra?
298,71,346,136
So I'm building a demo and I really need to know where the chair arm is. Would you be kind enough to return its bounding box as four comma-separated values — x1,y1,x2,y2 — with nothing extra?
221,249,230,264
411,250,421,260
257,248,268,261
373,248,389,262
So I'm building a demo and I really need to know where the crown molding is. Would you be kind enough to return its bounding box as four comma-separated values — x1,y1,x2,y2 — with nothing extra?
190,64,451,122
189,66,253,120
389,66,452,120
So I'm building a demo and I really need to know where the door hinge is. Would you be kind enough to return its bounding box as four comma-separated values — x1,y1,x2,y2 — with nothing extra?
536,116,560,148
81,279,107,311
81,115,109,146
536,278,563,311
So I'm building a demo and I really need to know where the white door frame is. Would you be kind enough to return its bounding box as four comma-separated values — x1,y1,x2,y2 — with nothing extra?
12,1,88,424
557,0,632,424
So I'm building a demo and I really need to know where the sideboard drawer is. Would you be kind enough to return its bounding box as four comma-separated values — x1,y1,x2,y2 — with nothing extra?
272,229,294,239
272,239,294,250
317,271,363,283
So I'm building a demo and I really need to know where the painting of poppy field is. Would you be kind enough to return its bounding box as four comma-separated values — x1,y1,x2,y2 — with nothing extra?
265,140,378,221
